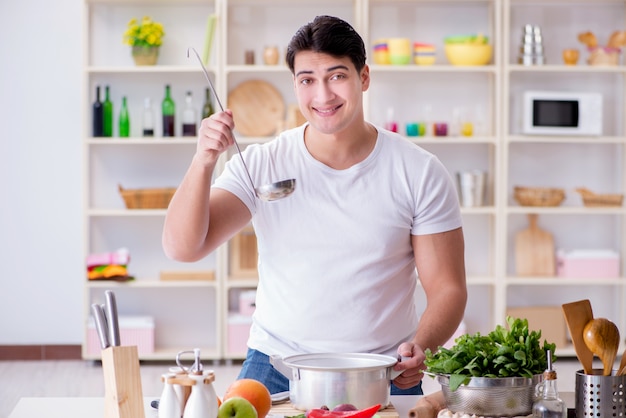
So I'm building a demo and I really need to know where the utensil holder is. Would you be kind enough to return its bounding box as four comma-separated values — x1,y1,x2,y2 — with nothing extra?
102,345,145,418
575,369,626,418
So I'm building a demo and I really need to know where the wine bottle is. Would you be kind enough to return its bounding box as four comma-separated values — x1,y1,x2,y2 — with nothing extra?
182,91,197,136
103,85,113,137
162,85,176,137
92,85,104,137
119,96,130,137
202,87,214,119
142,97,155,137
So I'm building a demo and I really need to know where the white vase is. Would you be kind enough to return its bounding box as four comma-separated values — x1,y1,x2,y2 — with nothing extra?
158,373,182,418
183,373,213,418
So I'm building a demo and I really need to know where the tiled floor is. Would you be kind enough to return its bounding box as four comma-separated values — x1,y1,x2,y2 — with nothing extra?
0,357,589,418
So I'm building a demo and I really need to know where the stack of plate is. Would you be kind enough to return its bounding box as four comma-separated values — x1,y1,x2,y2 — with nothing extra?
519,24,544,65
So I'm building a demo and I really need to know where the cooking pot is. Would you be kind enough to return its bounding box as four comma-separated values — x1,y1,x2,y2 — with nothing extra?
270,353,403,411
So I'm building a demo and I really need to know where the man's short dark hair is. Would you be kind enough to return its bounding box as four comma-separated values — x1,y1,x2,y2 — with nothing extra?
286,15,367,74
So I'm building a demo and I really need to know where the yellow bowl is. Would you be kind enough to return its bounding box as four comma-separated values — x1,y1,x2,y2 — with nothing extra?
444,44,492,66
373,48,390,65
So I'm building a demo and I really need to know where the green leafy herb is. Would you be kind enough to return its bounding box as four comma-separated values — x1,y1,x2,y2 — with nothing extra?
424,316,556,391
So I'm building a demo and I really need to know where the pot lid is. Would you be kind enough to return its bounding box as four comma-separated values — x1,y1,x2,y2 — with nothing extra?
281,352,397,371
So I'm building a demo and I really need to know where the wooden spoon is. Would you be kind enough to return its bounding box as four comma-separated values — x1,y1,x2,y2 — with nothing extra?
583,318,620,376
562,300,594,374
618,348,626,376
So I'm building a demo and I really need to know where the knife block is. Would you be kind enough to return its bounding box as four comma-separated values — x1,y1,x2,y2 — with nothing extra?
101,345,145,418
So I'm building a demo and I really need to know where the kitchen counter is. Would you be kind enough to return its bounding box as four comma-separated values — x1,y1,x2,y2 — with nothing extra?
8,395,421,418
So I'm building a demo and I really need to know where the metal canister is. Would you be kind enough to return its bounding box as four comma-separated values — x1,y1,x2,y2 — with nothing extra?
575,369,626,418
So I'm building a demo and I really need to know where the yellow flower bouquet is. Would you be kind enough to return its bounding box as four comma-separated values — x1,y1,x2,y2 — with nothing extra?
123,16,165,47
124,16,165,65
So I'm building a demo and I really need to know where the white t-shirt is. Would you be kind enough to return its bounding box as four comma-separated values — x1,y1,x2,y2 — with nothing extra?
213,124,462,357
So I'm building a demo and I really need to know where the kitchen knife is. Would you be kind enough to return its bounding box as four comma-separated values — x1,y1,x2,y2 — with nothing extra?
105,290,121,346
91,303,110,349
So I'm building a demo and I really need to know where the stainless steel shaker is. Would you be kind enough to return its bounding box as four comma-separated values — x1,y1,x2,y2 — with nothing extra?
519,24,545,65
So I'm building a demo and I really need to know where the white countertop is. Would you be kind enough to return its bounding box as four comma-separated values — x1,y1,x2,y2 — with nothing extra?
9,395,420,418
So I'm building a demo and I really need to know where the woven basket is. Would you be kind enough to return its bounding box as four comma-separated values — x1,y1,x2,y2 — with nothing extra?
514,186,565,207
576,188,624,207
118,184,176,209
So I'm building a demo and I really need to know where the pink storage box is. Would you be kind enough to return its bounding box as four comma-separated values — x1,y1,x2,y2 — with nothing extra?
87,315,155,356
239,290,257,316
228,314,252,354
556,249,620,278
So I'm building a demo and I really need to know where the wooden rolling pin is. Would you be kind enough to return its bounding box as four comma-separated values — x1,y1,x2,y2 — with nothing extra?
408,391,446,418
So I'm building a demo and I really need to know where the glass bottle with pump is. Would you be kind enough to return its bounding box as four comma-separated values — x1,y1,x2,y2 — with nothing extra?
182,91,197,137
119,96,130,138
162,85,176,137
533,350,566,418
103,85,113,137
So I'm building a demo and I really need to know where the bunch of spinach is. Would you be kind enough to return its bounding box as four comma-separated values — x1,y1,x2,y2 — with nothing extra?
424,316,556,391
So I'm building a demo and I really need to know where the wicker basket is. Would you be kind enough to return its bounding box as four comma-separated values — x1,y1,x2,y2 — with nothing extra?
118,184,176,209
576,188,624,207
514,186,565,207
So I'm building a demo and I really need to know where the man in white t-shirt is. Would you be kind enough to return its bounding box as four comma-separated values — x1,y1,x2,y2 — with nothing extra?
163,15,467,395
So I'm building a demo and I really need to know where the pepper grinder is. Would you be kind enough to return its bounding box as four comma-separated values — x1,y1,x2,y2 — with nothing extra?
532,350,566,418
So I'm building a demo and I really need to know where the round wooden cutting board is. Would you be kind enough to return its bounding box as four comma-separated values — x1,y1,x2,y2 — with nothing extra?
227,80,286,137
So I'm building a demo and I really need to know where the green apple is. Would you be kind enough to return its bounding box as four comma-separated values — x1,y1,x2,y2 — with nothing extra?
218,396,258,418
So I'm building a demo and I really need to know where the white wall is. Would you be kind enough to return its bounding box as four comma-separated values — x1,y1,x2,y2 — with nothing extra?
0,0,84,344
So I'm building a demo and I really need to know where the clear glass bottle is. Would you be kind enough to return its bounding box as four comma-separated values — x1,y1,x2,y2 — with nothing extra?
162,85,176,137
103,85,113,137
182,91,197,137
119,96,130,138
533,350,566,418
142,97,155,137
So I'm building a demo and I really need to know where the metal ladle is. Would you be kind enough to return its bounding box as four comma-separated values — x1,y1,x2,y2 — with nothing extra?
583,317,620,376
187,47,296,202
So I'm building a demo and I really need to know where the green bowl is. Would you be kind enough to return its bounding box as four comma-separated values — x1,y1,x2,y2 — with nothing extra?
444,34,489,45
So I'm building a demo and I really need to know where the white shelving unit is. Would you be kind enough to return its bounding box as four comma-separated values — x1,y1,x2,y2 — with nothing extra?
501,0,626,356
83,0,626,361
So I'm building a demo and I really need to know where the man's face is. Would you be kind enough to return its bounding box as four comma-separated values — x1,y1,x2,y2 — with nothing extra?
292,51,370,136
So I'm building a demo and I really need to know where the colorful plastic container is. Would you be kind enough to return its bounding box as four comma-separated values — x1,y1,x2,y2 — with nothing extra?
414,43,436,65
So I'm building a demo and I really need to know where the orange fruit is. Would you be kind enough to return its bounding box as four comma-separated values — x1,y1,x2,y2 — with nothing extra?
223,378,272,418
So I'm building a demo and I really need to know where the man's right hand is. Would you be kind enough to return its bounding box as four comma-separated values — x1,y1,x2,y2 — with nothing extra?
195,110,236,165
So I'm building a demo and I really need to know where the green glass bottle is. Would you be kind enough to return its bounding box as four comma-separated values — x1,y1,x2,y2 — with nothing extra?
103,85,113,137
119,96,130,137
162,85,176,137
202,87,214,119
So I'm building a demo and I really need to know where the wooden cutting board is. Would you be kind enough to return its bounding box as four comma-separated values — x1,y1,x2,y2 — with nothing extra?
227,79,286,137
515,214,555,276
270,403,399,418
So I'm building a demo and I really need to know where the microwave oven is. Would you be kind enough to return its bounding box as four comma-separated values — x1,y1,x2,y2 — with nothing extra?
522,91,602,136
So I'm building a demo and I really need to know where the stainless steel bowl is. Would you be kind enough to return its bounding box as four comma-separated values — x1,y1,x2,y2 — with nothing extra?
435,374,542,417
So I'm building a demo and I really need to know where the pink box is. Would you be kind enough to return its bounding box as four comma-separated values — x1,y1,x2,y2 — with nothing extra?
87,316,155,356
239,290,257,316
228,314,252,354
556,249,620,278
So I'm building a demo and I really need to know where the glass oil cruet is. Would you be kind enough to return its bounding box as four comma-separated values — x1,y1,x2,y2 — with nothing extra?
533,349,566,418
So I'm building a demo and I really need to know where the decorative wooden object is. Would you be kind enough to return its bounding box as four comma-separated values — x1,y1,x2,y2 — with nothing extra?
101,345,145,418
515,214,555,276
